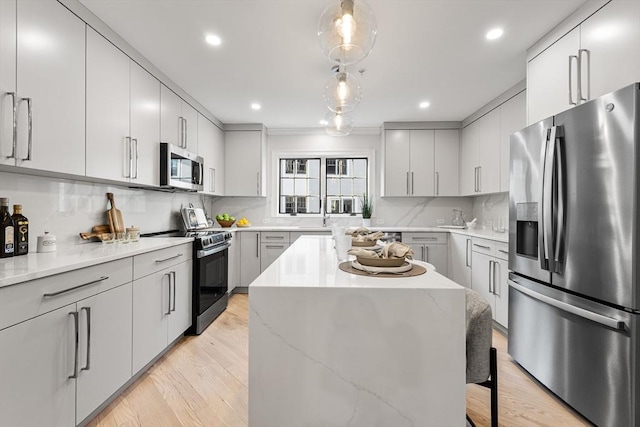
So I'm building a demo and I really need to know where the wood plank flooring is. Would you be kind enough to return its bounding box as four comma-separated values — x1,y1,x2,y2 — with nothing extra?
89,294,591,427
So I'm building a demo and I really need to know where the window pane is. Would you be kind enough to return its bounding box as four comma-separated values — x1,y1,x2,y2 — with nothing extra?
327,178,340,196
341,179,353,195
329,198,340,214
294,178,307,196
281,178,294,195
308,197,320,213
308,159,320,177
353,159,367,177
353,178,366,195
343,198,353,214
308,178,319,196
327,159,337,175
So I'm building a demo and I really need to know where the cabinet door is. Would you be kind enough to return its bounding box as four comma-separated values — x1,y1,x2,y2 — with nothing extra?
406,243,424,261
499,91,526,192
384,130,411,196
260,242,289,272
409,130,435,196
160,84,181,147
434,129,459,196
225,130,264,196
240,232,261,286
460,121,478,196
16,0,85,175
198,114,224,195
471,251,494,317
449,233,471,288
132,269,170,373
527,27,580,125
425,244,448,275
477,108,501,194
130,62,160,187
580,0,640,101
181,101,198,153
228,237,241,292
86,28,130,182
167,260,192,343
76,283,133,423
0,304,76,427
493,258,509,328
0,0,16,166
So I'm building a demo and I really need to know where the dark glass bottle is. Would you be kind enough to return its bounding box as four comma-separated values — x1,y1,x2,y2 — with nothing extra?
0,198,14,258
12,204,28,256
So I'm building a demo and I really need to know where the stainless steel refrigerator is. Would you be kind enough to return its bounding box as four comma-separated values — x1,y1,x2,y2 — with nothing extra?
508,82,640,427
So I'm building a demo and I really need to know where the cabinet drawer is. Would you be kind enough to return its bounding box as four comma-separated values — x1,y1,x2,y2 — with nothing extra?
495,241,509,261
0,258,132,330
471,238,508,259
261,232,290,243
402,232,447,244
133,243,192,280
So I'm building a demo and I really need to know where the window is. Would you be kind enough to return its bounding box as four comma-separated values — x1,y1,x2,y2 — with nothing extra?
279,158,321,214
278,156,368,215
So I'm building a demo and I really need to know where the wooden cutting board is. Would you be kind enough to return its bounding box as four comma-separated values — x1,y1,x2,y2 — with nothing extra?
106,193,125,234
79,224,111,240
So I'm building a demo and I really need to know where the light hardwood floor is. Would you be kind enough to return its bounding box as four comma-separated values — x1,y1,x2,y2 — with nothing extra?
89,294,591,427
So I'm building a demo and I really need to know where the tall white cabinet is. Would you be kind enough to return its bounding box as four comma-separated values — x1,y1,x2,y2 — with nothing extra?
225,128,266,197
448,233,472,288
0,0,85,175
161,85,198,153
527,0,640,124
198,113,225,195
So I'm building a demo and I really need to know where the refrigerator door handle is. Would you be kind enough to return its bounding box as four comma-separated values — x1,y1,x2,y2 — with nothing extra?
509,279,626,330
553,127,565,272
539,127,554,271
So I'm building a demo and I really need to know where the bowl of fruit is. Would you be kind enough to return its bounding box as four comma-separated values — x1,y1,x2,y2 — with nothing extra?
236,217,251,227
216,213,235,228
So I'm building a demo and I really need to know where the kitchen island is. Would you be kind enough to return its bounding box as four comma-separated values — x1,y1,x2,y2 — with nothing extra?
249,235,466,427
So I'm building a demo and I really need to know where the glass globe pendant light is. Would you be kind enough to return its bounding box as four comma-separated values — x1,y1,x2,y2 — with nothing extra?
318,0,377,65
323,69,362,113
325,108,354,137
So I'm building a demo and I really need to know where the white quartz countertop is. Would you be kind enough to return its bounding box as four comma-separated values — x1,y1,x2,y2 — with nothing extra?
250,235,464,290
0,237,193,288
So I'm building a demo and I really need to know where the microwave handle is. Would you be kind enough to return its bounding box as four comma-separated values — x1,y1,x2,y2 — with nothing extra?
200,162,204,186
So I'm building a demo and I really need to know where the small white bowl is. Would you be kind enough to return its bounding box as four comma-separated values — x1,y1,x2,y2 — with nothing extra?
466,222,477,230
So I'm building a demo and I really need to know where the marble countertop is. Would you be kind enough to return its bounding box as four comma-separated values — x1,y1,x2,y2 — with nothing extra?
250,235,463,290
0,237,193,288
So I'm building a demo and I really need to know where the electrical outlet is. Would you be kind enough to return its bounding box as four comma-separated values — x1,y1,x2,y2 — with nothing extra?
436,219,445,225
376,218,384,224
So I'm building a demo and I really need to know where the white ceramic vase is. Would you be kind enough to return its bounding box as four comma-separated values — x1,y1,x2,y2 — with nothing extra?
362,218,372,227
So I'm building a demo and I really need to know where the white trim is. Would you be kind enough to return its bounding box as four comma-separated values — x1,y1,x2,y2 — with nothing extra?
267,127,381,136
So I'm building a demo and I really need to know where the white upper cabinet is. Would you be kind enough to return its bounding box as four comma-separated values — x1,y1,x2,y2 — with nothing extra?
499,91,526,193
86,28,160,186
477,108,501,195
197,113,225,195
460,120,478,196
161,85,198,153
527,0,640,125
384,128,458,197
0,0,16,166
225,129,266,197
12,0,85,175
434,129,460,197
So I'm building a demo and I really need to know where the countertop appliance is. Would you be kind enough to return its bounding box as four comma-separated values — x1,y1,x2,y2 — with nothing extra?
160,142,204,191
508,82,640,427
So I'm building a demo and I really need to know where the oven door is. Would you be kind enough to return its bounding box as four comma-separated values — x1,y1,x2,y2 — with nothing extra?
194,243,229,316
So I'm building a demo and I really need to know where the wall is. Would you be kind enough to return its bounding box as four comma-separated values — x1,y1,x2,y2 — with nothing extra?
472,192,509,232
210,131,473,228
0,172,206,248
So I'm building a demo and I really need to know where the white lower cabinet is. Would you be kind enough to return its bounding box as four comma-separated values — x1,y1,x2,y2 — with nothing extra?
228,234,241,293
132,259,191,374
470,238,509,328
240,232,261,287
448,233,472,288
402,232,448,274
260,231,290,272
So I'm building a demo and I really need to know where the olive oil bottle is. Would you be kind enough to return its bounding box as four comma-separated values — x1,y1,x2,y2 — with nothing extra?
0,198,14,258
12,204,28,256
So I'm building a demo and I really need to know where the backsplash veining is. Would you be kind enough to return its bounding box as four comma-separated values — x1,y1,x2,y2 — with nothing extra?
0,172,206,248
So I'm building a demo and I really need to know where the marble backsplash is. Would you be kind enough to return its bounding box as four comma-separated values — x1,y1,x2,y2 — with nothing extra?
0,172,207,248
471,193,509,231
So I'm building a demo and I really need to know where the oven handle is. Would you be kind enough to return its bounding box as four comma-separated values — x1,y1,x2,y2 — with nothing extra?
196,242,231,258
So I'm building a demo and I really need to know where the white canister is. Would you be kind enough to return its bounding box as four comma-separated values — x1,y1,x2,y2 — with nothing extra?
37,232,56,253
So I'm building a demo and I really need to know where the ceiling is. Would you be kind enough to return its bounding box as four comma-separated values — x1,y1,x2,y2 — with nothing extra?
78,0,586,130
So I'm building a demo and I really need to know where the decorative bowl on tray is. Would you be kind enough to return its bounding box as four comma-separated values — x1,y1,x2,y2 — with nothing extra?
217,219,235,228
355,256,406,268
352,239,376,247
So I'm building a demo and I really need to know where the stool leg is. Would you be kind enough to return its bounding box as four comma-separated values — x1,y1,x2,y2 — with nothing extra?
490,347,498,427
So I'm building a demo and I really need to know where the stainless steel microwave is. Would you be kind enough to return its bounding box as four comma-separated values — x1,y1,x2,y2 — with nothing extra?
160,142,204,191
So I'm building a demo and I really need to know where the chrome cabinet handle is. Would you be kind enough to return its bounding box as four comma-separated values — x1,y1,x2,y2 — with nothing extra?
568,55,578,105
69,311,79,379
411,172,414,195
265,245,285,249
465,239,471,267
165,272,172,315
421,246,425,261
509,279,626,330
493,261,499,296
5,92,17,159
406,172,410,195
498,249,509,254
473,243,490,250
171,271,177,312
21,97,32,161
178,116,185,147
184,118,188,148
265,235,285,240
256,172,261,195
81,307,91,371
435,171,439,196
477,166,481,192
488,260,494,294
425,245,429,262
256,233,260,257
155,253,183,264
124,137,132,178
474,167,479,192
412,237,437,241
132,138,138,179
578,49,590,103
210,168,216,193
43,276,108,298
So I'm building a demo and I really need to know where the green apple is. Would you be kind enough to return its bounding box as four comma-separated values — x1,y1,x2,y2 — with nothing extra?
216,214,223,220
230,216,235,221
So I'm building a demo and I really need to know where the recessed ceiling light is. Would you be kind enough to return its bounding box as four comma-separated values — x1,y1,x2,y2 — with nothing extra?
251,103,261,110
486,28,504,40
319,119,328,126
419,101,430,109
205,34,221,46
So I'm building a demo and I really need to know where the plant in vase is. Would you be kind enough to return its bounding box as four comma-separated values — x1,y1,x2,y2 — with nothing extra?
360,194,373,227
